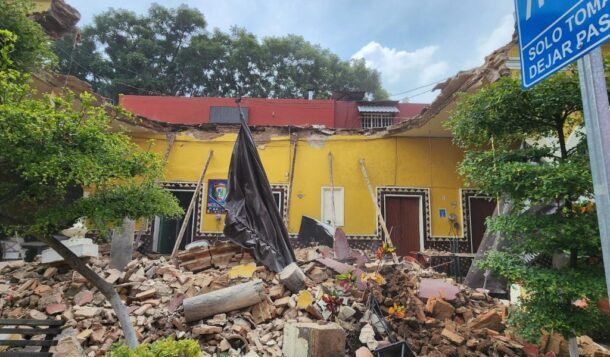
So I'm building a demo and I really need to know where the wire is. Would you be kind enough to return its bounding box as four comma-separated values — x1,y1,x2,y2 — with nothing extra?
389,78,447,98
405,88,438,100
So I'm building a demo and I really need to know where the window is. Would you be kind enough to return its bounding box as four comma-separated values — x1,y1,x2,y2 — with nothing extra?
210,107,249,124
270,185,288,220
272,190,283,212
321,187,344,226
361,112,394,129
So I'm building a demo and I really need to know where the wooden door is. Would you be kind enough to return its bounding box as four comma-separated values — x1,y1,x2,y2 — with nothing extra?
469,197,497,253
385,196,421,256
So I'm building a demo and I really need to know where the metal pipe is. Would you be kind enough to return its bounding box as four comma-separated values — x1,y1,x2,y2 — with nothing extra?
577,48,610,301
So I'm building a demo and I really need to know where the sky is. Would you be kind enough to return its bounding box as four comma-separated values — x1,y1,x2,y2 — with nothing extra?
67,0,516,103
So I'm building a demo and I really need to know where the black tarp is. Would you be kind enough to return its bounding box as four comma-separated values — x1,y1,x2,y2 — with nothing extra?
297,216,334,248
223,114,296,273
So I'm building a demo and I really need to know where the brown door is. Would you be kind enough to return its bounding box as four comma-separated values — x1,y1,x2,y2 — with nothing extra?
385,196,421,256
469,197,497,253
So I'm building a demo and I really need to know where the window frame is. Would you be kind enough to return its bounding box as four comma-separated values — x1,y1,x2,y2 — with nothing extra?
321,186,345,227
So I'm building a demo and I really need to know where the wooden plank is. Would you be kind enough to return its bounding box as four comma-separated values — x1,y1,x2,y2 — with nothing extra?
0,328,60,336
184,263,213,273
180,252,236,271
176,243,241,261
171,150,214,258
0,340,57,347
0,320,63,326
285,134,298,228
0,353,52,357
358,159,393,246
180,257,213,271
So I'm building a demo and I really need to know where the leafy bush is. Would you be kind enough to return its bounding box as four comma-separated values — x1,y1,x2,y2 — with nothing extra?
107,338,201,357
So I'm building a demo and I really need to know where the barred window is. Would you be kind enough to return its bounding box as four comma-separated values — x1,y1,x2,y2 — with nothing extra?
361,112,394,129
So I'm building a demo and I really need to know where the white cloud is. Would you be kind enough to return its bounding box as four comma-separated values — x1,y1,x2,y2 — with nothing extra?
352,41,450,102
476,14,515,63
421,62,450,84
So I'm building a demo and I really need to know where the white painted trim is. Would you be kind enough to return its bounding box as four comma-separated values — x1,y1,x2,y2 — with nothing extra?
321,186,345,227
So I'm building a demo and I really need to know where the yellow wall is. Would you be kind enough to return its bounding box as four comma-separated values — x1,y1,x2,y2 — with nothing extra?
131,131,467,242
33,0,52,13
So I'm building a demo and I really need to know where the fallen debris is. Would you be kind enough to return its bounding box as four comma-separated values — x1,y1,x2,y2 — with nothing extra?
278,262,305,293
1,244,608,357
183,279,266,322
282,322,346,357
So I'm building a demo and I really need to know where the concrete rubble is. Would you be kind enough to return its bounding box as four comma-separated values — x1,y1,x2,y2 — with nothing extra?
0,244,608,357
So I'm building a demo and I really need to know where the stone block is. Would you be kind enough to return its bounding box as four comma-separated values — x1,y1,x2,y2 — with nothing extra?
282,322,345,357
41,238,99,264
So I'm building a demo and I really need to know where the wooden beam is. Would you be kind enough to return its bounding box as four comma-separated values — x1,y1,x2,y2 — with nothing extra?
183,280,266,322
285,134,298,228
0,319,63,326
0,328,60,336
162,132,177,163
0,340,57,347
170,150,214,258
328,152,337,229
358,159,393,246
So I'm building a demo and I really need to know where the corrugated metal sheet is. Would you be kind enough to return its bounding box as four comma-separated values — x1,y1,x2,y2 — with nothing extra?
357,105,399,113
210,106,249,124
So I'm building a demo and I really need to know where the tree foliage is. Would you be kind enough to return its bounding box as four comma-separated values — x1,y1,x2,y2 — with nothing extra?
0,31,182,237
52,3,388,101
0,0,56,71
446,71,610,340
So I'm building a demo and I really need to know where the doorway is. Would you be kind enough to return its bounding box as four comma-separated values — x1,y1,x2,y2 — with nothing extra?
468,197,497,253
153,189,196,254
384,196,422,256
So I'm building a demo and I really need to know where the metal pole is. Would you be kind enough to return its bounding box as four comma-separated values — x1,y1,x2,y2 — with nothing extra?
577,47,610,301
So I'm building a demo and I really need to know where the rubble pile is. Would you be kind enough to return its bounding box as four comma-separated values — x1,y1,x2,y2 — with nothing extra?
0,244,607,357
372,265,522,357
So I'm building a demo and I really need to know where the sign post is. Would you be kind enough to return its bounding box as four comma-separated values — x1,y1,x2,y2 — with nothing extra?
514,0,610,304
577,48,610,303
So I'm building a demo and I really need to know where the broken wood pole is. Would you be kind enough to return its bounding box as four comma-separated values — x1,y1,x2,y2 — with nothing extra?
359,159,394,247
183,279,266,322
279,262,306,293
328,152,337,229
170,150,214,258
163,132,177,163
285,133,298,229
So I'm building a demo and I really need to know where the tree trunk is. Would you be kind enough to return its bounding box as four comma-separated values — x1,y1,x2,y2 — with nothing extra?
36,234,138,349
557,122,578,268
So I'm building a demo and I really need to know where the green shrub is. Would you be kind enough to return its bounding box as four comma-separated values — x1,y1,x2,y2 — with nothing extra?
107,338,201,357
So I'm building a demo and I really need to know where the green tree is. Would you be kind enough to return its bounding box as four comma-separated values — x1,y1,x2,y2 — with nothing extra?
446,72,610,341
0,0,55,70
0,30,182,348
52,3,387,101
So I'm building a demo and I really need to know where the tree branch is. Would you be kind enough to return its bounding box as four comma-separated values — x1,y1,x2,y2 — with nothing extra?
35,234,138,348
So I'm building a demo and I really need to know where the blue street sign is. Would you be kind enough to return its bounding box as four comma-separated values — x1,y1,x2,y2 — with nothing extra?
515,0,610,88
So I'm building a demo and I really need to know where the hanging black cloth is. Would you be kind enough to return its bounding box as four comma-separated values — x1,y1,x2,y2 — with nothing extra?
223,107,296,272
